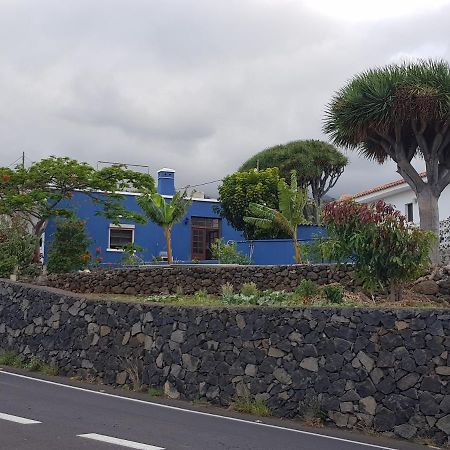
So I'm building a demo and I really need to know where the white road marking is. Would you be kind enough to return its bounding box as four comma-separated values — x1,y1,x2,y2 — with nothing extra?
78,433,164,449
0,412,41,424
1,370,399,450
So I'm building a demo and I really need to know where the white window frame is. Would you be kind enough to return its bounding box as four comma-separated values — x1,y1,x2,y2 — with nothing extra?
107,224,135,252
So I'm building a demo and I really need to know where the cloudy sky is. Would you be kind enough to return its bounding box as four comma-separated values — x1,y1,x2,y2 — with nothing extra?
0,0,449,197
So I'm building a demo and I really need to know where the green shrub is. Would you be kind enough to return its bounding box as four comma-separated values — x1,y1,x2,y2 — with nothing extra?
322,200,435,300
240,282,258,297
120,243,145,266
0,217,38,278
47,219,91,273
321,284,344,304
295,279,318,301
210,239,252,265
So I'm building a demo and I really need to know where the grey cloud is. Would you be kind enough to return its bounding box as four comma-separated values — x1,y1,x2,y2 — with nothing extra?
0,0,448,197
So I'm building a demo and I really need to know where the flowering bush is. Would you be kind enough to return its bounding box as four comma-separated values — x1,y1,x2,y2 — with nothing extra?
322,200,435,299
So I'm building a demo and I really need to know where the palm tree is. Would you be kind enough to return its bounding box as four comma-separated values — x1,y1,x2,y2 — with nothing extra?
244,171,309,263
137,191,191,264
324,60,450,264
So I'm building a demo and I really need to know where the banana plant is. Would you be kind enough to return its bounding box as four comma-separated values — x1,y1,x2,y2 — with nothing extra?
244,170,309,263
137,191,191,264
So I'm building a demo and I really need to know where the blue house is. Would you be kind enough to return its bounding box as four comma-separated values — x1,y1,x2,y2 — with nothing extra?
43,168,324,265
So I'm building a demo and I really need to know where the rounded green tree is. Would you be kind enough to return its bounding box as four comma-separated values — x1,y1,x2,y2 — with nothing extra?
240,140,348,224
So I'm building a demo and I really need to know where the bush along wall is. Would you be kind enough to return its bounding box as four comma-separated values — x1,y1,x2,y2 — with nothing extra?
1,280,450,445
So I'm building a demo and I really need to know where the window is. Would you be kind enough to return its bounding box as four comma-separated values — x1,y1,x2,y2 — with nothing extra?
191,217,221,260
405,203,414,223
108,224,135,250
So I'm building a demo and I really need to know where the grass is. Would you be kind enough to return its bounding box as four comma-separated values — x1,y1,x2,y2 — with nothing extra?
148,387,164,397
232,397,271,417
85,285,448,310
0,352,58,376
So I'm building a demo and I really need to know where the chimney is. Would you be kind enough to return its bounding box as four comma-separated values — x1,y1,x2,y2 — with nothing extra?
157,168,176,195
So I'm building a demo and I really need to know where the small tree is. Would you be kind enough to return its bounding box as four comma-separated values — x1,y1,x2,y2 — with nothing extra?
324,60,450,264
0,217,38,278
322,200,435,300
244,171,309,263
0,156,155,260
137,191,191,264
217,168,284,239
47,219,91,273
240,140,348,224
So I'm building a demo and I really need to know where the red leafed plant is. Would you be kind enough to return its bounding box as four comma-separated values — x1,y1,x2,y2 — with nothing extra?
321,199,435,300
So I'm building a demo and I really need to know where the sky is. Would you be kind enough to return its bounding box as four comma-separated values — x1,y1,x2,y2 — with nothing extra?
0,0,449,197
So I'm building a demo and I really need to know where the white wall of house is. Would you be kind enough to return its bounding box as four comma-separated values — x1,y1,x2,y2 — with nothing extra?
354,183,450,223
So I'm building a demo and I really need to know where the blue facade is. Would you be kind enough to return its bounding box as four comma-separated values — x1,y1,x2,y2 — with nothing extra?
44,169,326,266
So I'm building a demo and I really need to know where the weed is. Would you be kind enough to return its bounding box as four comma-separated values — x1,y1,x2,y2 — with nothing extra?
148,387,164,397
233,397,271,417
194,289,208,300
0,351,24,367
41,364,59,376
295,279,318,302
26,357,44,372
321,283,344,304
175,286,184,296
299,395,327,425
191,399,209,407
221,282,234,299
240,282,259,297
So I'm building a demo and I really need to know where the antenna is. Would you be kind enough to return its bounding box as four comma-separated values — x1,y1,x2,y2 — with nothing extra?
96,160,150,174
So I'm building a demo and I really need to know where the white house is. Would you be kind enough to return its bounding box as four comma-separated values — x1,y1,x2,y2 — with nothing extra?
352,172,450,224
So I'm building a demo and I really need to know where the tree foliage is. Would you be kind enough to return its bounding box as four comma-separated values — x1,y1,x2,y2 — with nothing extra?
0,217,38,278
322,200,435,299
217,168,285,239
240,140,348,223
137,191,191,264
323,60,450,263
47,219,91,274
244,171,309,263
0,157,155,245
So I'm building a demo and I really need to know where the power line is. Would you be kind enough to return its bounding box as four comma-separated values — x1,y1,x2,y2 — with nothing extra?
182,178,223,189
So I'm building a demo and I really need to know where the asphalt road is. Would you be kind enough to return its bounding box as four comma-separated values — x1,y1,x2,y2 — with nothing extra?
0,369,430,450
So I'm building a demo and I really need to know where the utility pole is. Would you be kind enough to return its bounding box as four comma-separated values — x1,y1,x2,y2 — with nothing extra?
22,151,25,168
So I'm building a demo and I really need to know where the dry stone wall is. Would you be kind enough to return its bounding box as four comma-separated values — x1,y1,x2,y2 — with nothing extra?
1,280,450,445
44,264,356,295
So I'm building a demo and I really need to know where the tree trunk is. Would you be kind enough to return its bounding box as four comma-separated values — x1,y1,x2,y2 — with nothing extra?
313,196,320,225
417,186,440,265
32,219,46,263
164,226,173,264
292,228,302,264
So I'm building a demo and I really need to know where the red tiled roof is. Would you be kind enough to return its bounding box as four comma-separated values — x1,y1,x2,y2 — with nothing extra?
352,172,426,199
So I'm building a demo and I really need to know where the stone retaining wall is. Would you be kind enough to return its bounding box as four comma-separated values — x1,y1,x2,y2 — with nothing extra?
44,264,356,295
1,280,450,445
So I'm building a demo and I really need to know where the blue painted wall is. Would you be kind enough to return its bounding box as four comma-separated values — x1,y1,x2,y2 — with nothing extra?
236,226,327,265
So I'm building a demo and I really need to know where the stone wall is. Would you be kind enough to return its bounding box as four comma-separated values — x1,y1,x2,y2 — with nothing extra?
44,264,356,295
1,280,450,445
